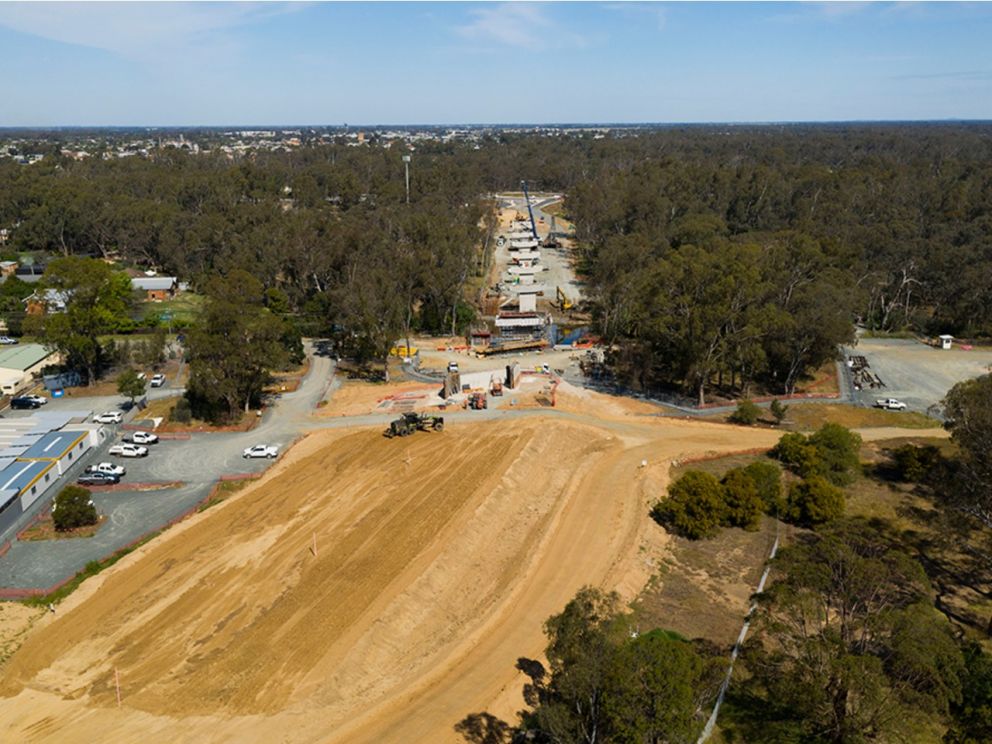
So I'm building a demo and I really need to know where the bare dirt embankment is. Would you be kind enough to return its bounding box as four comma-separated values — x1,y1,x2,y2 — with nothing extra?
0,406,783,743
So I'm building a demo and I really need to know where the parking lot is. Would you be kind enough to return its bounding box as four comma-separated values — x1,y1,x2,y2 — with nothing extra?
847,337,992,415
0,347,334,591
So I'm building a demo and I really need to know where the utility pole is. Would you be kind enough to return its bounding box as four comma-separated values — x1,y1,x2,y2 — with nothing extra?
403,154,411,204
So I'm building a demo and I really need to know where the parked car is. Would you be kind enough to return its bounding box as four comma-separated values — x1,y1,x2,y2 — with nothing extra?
447,361,459,374
108,443,148,458
94,411,124,424
874,398,908,411
243,444,278,459
86,462,126,477
23,394,47,406
123,431,158,444
0,336,18,345
10,396,42,410
78,472,120,486
150,373,166,388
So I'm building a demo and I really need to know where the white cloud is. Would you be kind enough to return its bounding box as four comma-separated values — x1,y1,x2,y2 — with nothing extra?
456,3,584,50
0,2,297,62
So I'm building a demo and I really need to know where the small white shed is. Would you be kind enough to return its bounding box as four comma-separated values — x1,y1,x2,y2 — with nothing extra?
938,334,953,350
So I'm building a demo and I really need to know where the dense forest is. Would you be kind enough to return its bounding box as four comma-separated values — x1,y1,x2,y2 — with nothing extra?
1,124,990,401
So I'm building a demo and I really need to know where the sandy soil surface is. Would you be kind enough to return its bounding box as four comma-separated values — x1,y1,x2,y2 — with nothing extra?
0,412,787,743
0,602,44,666
317,380,440,417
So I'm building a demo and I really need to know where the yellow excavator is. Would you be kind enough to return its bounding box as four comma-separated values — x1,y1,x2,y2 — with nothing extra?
556,285,573,311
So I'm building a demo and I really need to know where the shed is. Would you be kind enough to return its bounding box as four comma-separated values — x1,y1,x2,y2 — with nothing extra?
938,334,954,350
131,276,178,301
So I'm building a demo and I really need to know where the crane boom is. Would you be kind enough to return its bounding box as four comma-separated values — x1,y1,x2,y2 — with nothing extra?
520,180,538,240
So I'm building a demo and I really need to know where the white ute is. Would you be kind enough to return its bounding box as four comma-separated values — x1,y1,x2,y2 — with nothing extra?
124,431,159,444
875,398,907,410
108,443,148,458
243,444,278,459
86,462,126,476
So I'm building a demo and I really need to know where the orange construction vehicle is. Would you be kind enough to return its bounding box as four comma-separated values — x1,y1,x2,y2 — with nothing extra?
467,391,488,410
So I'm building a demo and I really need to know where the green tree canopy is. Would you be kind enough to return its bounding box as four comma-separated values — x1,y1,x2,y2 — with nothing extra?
745,519,964,744
28,256,132,384
185,270,288,422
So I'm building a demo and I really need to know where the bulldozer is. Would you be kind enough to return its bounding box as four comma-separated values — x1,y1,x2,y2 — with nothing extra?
383,412,445,438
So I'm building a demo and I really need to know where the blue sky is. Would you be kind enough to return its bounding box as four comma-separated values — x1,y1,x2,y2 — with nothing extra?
0,2,990,126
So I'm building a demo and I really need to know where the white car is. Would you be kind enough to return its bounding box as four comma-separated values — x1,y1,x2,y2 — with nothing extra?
108,443,148,458
243,444,278,459
874,398,908,411
124,430,159,444
86,462,126,477
150,373,166,388
447,361,459,374
0,336,18,345
94,411,124,424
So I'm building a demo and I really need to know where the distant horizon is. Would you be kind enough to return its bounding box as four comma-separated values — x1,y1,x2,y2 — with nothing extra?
1,3,990,126
2,118,992,133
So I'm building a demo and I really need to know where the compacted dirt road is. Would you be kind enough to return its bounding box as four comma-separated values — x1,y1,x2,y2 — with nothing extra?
0,406,784,743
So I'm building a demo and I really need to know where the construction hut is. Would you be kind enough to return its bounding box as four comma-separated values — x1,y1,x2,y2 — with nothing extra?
17,430,92,475
938,334,954,350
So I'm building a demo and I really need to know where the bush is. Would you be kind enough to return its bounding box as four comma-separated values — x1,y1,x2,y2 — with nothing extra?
721,468,764,530
729,399,761,426
770,399,788,424
772,432,822,478
772,424,862,485
652,471,726,539
742,460,783,513
808,423,862,485
52,485,98,531
171,396,192,424
785,476,845,527
891,444,944,483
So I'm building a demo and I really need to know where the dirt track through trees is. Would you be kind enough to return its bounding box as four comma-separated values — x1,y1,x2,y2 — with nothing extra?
0,412,784,743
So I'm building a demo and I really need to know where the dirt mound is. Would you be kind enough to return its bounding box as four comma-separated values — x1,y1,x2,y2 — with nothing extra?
0,414,782,743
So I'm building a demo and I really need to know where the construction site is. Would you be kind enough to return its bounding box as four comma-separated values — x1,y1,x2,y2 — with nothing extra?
0,388,792,744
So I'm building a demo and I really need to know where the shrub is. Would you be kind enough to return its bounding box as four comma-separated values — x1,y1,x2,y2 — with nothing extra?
171,396,192,424
770,399,788,424
721,469,764,530
742,460,783,513
652,471,726,539
772,424,862,485
772,432,821,478
890,444,944,483
785,476,845,527
52,485,98,531
729,399,761,426
808,423,862,485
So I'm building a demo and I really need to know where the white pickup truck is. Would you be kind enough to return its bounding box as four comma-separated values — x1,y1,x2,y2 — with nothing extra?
875,398,908,411
243,444,279,459
108,443,149,458
86,462,126,476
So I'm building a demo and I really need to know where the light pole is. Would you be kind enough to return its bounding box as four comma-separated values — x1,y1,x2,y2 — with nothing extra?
402,154,411,204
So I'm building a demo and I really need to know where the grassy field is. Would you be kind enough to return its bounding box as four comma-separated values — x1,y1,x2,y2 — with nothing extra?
142,292,204,325
784,403,942,431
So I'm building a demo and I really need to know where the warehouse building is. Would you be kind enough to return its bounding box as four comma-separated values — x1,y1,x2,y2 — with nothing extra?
0,343,57,395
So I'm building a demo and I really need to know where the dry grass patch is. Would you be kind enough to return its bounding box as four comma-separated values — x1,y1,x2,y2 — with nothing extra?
785,403,941,431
